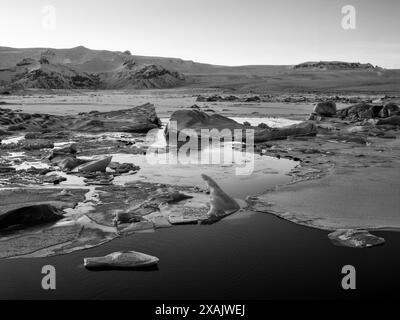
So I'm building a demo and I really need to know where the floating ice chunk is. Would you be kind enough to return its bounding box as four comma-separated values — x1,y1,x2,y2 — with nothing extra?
84,251,159,269
328,229,385,248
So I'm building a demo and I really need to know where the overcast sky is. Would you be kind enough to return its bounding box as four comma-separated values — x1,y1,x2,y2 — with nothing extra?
0,0,399,68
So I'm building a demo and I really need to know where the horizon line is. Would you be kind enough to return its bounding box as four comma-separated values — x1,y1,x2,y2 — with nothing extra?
0,44,397,70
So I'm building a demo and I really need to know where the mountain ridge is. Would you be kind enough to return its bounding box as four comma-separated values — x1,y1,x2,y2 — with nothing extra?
1,46,399,93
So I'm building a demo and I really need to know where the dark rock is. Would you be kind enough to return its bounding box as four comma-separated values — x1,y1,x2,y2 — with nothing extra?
337,102,383,120
165,109,244,142
257,123,270,129
206,95,221,102
379,102,400,118
244,96,261,102
294,61,376,70
109,162,140,174
166,109,317,143
114,211,142,224
0,103,161,134
81,171,114,186
42,175,67,185
0,204,64,230
313,101,337,117
22,140,54,150
376,115,400,126
254,122,317,142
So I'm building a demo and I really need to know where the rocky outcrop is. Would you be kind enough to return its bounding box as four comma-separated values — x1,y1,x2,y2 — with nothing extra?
11,64,101,89
293,61,377,70
254,122,317,142
328,229,385,248
337,102,383,120
0,204,65,230
0,103,161,134
165,109,317,143
0,49,185,90
335,102,400,122
107,63,185,89
84,251,159,269
165,109,244,141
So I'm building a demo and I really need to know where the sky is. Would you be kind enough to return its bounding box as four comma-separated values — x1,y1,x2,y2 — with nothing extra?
0,0,399,68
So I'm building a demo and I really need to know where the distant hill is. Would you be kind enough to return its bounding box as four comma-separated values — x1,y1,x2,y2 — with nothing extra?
0,46,186,90
0,46,399,94
293,61,379,70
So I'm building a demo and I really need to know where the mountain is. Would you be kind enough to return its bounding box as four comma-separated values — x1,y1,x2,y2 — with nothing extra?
0,46,399,94
0,46,185,90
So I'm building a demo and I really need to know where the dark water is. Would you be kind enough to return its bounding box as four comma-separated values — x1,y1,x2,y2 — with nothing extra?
1,212,400,300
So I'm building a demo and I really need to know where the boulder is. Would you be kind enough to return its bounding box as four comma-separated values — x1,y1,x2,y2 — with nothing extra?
165,109,245,143
313,101,337,117
165,109,317,143
166,109,243,133
0,103,161,134
328,229,385,248
84,251,159,269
